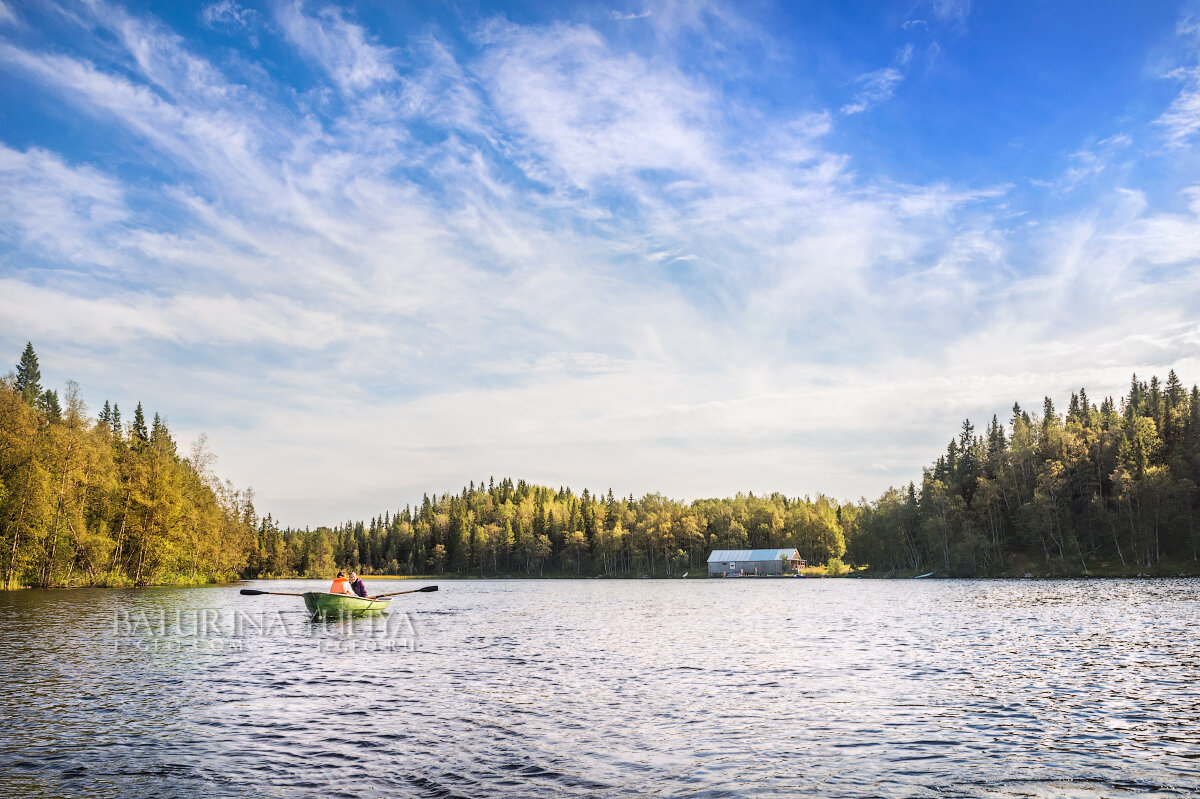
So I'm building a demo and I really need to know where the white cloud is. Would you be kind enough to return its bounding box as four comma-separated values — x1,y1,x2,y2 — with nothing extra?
929,0,970,24
1157,66,1200,148
1032,132,1134,192
478,21,717,187
841,46,910,116
1154,18,1200,148
0,41,277,211
0,145,128,266
202,0,255,30
0,279,381,348
841,67,902,114
275,1,396,94
1112,186,1200,266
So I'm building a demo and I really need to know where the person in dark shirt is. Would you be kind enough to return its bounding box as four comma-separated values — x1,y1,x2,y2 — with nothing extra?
348,571,368,597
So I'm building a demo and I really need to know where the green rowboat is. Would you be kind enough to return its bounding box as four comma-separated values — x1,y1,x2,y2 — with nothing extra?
302,591,390,618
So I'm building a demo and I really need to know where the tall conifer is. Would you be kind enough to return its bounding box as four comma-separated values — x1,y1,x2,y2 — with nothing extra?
15,342,41,404
132,402,149,445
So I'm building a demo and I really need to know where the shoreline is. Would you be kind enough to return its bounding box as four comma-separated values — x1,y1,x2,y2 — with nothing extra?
5,561,1198,590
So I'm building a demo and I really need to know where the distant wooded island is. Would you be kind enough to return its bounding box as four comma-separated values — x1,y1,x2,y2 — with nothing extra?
1,342,1196,588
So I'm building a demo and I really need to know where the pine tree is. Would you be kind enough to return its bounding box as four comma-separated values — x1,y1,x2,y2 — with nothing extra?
111,403,122,439
1042,396,1056,425
1126,374,1141,420
150,412,175,455
15,342,42,405
132,402,149,445
987,414,1007,457
1166,370,1185,408
99,400,112,426
959,419,975,451
38,389,61,422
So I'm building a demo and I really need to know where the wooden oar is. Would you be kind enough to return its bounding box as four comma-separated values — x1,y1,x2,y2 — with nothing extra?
239,588,304,597
367,585,438,600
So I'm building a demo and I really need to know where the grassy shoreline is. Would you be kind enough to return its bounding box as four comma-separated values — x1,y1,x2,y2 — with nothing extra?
251,561,1200,581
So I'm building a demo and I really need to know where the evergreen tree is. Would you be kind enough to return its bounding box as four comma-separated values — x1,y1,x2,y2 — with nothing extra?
15,342,41,405
132,402,149,445
1166,370,1185,407
38,389,61,422
150,412,175,456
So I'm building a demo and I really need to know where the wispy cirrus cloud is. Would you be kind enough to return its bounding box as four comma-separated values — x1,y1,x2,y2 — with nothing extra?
275,1,396,94
929,0,970,23
841,66,903,115
1157,66,1200,148
0,145,128,266
1153,17,1200,148
478,20,719,188
841,44,912,115
202,0,256,31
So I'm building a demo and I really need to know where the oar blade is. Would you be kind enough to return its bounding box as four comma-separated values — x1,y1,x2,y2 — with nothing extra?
239,588,268,596
419,585,439,592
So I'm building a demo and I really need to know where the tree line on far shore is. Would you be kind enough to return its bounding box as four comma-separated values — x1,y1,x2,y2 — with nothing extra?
245,483,851,580
3,341,1198,587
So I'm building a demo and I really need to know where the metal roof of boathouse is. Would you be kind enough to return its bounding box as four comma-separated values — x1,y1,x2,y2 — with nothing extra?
707,549,799,563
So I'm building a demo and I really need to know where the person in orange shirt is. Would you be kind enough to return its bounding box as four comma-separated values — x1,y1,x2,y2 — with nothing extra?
329,570,353,594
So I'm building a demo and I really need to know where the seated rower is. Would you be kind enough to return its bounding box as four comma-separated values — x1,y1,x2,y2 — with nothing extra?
329,570,353,595
348,571,368,598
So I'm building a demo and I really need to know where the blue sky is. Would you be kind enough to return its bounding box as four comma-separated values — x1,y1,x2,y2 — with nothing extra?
2,0,1200,524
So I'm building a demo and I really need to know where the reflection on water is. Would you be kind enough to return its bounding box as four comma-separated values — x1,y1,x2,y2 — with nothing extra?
1,579,1198,797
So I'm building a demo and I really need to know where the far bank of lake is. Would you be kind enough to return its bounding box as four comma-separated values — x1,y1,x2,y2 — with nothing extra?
6,556,1200,591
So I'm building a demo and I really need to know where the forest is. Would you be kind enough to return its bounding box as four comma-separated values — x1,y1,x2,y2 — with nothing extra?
852,374,1200,576
3,341,1198,587
0,344,258,588
245,482,851,580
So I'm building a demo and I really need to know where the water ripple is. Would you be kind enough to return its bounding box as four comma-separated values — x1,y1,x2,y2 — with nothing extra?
1,579,1199,796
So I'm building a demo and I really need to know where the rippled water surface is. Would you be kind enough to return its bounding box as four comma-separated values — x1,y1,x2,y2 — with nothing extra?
1,578,1199,797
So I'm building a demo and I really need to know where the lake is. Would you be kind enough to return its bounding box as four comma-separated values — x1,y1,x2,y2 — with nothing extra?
1,578,1198,797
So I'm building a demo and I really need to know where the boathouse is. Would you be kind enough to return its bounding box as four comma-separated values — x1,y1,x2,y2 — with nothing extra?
707,548,805,577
